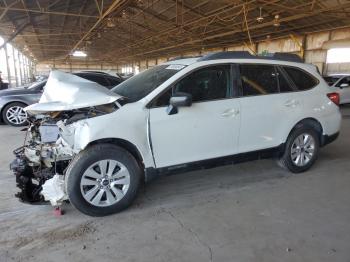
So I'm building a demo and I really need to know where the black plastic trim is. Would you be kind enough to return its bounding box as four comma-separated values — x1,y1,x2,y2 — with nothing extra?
144,144,284,182
321,132,339,147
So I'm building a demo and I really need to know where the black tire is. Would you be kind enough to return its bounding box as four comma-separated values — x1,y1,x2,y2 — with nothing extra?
278,126,320,173
66,144,141,217
2,102,28,127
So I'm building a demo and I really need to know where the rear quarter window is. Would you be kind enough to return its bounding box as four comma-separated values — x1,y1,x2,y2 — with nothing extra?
283,66,319,91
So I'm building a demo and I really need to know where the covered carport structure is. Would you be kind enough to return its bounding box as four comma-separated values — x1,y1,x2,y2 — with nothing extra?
0,1,350,262
1,0,350,76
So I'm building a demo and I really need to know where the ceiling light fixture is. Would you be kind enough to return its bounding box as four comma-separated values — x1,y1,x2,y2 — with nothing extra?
256,7,264,23
106,18,116,28
121,10,127,18
273,14,280,27
72,50,87,57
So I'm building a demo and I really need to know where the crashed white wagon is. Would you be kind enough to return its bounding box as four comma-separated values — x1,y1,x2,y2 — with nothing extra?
10,52,341,216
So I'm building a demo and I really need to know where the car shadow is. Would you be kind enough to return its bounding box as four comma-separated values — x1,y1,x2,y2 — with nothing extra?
132,159,291,211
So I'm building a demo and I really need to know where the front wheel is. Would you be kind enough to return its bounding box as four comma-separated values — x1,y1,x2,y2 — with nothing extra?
66,144,141,217
278,127,320,173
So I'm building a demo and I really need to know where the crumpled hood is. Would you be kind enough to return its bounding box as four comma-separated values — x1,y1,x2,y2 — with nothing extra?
25,70,121,114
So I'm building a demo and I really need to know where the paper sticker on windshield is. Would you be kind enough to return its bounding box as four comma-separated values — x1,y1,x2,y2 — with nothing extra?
166,64,185,70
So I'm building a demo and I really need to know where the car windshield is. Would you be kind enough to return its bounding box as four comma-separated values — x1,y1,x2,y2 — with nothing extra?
324,76,342,86
112,64,185,102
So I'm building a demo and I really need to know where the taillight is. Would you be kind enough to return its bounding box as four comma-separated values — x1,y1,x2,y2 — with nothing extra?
327,92,340,106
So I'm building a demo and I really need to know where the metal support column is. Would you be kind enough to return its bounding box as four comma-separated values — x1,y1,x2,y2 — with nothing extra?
22,54,28,84
26,56,30,82
21,54,25,84
4,44,11,87
12,46,18,86
17,50,23,85
25,56,29,83
28,59,33,82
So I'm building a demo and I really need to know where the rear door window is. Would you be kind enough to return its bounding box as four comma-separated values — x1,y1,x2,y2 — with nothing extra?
239,64,279,96
283,66,319,91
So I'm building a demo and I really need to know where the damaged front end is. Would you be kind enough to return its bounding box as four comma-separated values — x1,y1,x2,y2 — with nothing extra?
10,70,122,207
10,104,118,206
10,114,72,205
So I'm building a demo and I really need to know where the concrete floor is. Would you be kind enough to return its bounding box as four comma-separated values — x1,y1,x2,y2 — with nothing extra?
0,106,349,262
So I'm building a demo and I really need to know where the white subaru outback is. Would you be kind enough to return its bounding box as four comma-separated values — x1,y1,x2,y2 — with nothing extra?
11,52,341,216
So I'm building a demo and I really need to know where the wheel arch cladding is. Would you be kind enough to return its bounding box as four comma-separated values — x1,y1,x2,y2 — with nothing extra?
87,138,145,171
289,118,323,144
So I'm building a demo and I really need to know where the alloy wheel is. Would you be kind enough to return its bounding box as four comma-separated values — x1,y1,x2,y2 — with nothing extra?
291,133,315,167
80,159,130,207
5,106,27,126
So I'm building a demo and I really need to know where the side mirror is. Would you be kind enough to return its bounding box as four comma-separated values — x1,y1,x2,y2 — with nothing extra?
166,92,192,115
340,83,349,88
170,92,192,107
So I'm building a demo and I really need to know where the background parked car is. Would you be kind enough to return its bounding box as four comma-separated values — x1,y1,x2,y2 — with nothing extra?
0,82,9,90
76,71,123,86
324,74,350,104
0,71,122,127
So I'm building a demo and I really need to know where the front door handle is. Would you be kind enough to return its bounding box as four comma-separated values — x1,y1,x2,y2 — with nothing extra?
221,109,240,117
284,99,300,107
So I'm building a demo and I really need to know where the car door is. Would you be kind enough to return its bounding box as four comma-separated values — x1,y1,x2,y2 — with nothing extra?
149,64,241,168
238,64,305,153
335,76,350,104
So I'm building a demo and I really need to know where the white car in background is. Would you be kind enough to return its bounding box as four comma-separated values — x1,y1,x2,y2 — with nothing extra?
11,52,342,217
324,74,350,104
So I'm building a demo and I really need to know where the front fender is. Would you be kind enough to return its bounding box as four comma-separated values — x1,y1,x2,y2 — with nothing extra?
58,104,155,168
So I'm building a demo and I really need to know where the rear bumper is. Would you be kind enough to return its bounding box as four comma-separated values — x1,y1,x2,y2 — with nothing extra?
321,132,339,147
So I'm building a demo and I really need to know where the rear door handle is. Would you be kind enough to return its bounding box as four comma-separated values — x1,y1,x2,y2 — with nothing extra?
284,99,300,107
221,109,240,117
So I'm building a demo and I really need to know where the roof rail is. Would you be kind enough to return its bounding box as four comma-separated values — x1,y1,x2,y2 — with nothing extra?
198,51,303,63
168,55,202,61
79,70,110,75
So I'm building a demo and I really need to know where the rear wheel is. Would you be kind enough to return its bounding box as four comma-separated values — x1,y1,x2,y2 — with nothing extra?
2,102,28,127
66,144,141,217
279,126,320,173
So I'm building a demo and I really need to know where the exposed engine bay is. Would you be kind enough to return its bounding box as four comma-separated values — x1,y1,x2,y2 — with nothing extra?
10,103,118,206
